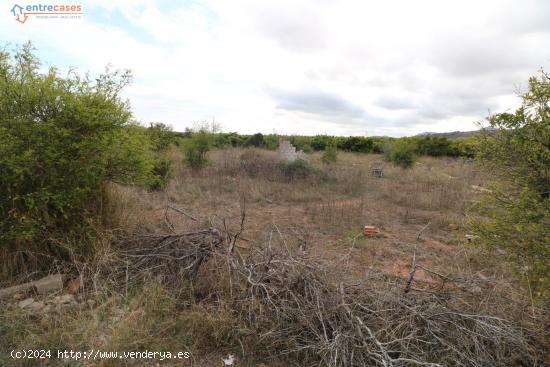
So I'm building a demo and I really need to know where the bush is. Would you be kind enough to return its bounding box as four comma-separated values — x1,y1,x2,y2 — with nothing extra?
311,135,332,151
321,144,338,164
337,136,374,153
372,138,386,154
148,159,173,191
0,43,153,247
184,130,211,170
453,138,477,158
245,132,265,148
414,136,455,157
474,71,550,297
384,140,416,168
277,159,315,181
147,122,175,151
263,134,279,150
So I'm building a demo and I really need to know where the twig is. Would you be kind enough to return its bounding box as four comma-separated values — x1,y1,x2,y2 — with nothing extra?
167,203,198,221
416,221,431,240
404,247,417,294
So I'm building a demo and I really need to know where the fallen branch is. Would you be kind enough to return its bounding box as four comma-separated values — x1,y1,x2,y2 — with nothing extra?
106,228,222,289
167,203,198,221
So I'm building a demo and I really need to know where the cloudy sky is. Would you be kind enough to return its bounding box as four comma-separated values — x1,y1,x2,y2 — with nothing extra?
2,0,549,136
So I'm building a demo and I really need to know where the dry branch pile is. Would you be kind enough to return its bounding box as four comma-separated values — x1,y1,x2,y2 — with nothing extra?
228,229,540,367
93,223,545,366
106,228,223,289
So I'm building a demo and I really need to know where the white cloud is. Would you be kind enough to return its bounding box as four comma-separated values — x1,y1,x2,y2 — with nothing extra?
1,0,549,136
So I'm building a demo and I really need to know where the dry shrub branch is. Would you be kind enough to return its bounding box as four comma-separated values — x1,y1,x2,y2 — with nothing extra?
100,223,547,366
104,228,223,289
228,228,546,367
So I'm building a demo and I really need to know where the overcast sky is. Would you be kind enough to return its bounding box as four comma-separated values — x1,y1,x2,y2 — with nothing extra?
2,0,549,136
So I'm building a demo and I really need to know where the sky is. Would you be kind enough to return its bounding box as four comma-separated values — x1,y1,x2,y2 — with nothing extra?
2,0,550,136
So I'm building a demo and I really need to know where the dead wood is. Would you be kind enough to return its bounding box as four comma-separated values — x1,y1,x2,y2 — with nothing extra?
226,227,540,367
105,228,222,289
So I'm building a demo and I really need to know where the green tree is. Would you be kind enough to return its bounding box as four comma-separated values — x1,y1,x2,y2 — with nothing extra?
474,71,550,297
0,43,153,247
184,130,212,170
147,122,174,151
311,135,333,151
415,136,454,157
337,136,374,153
246,133,265,147
384,140,416,168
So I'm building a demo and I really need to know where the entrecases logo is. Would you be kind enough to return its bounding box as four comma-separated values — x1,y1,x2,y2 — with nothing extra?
11,3,83,24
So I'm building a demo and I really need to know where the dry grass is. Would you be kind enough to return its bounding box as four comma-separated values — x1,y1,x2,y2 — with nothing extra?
2,147,547,366
110,148,486,279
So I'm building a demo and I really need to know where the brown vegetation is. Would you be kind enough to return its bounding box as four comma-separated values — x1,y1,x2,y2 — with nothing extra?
1,147,548,366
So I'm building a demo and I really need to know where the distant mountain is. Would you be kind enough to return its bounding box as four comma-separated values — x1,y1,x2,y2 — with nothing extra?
415,128,496,140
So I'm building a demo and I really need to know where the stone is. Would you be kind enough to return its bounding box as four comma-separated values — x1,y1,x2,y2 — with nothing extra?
18,297,35,309
471,285,483,295
53,294,75,304
222,354,235,366
465,234,479,242
34,274,63,294
0,274,62,300
27,301,45,312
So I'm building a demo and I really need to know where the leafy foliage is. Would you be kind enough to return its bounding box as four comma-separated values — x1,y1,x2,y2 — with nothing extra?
184,130,212,170
474,71,550,297
414,136,458,157
384,140,417,169
0,43,154,245
147,122,175,151
311,135,332,151
336,136,374,153
148,159,173,191
245,132,265,148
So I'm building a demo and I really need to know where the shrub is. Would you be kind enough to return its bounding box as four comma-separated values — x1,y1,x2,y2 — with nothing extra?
104,125,156,185
453,138,477,158
277,159,315,180
184,130,211,170
414,136,454,156
263,134,279,150
147,122,175,151
0,43,153,247
311,135,333,151
372,138,386,154
148,159,173,191
384,140,416,168
223,132,246,147
337,136,374,153
245,132,265,148
474,71,550,297
321,144,338,164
